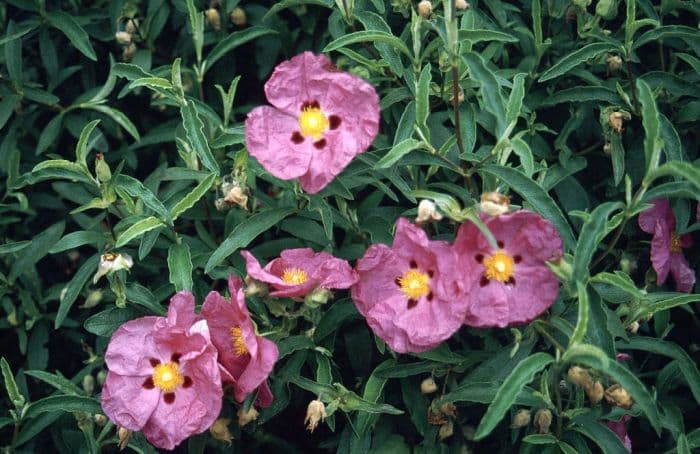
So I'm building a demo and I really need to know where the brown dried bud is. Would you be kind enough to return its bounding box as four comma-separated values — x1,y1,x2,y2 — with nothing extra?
115,31,132,45
418,1,433,18
567,366,592,388
480,192,510,216
585,380,604,405
305,399,327,433
510,409,531,428
223,185,248,210
117,427,132,450
605,384,634,409
125,19,138,35
439,402,457,418
209,418,233,444
438,420,454,441
603,142,613,156
455,0,470,10
416,200,443,223
206,8,221,31
606,54,623,72
237,406,259,427
421,377,438,394
428,400,448,425
230,7,247,26
608,111,631,134
122,43,137,61
533,409,552,434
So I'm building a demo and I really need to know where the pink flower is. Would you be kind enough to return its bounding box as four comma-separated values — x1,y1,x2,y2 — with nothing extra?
454,210,563,328
201,275,279,407
638,199,695,293
606,415,632,452
245,52,380,194
351,218,469,353
101,293,222,450
241,248,357,298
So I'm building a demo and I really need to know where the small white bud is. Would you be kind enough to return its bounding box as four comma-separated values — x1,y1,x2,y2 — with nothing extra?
115,31,132,45
416,200,443,223
305,399,328,433
93,253,134,284
418,1,433,18
479,192,510,216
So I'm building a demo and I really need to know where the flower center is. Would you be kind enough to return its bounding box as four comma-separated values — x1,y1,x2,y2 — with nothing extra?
483,250,515,282
152,362,184,393
281,267,308,285
670,231,682,253
397,269,430,300
298,107,329,139
230,326,249,356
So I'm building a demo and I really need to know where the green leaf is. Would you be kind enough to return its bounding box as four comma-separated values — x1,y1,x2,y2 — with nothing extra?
463,53,506,133
645,293,700,316
563,344,661,434
634,25,700,49
46,12,97,61
573,202,624,282
84,306,142,337
646,161,700,193
204,27,277,74
24,370,82,396
55,254,100,329
278,335,316,359
569,281,590,347
115,217,165,248
0,22,37,46
1,357,24,408
205,207,296,273
168,243,193,292
571,413,630,454
481,165,576,250
180,99,219,175
617,336,700,404
48,231,106,254
374,139,424,169
75,120,100,168
84,105,140,141
170,173,216,220
506,73,527,128
536,86,624,107
523,434,558,445
25,395,101,418
323,31,413,60
591,271,646,299
27,159,95,186
0,94,18,130
637,79,662,176
36,113,64,155
115,175,171,222
539,43,620,82
474,352,554,440
0,241,31,255
4,21,23,84
9,221,65,283
128,77,174,90
415,64,431,128
459,29,518,43
113,63,154,81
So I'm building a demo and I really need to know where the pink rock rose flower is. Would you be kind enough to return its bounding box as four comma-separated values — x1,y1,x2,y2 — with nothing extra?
241,248,357,298
101,293,222,450
638,199,695,293
201,275,279,407
351,218,469,353
245,51,380,194
606,415,632,452
454,210,563,328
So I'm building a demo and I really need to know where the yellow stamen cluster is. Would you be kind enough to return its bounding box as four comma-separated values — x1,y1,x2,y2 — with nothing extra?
298,107,329,139
152,362,184,393
281,267,308,285
483,250,515,282
230,326,249,356
670,231,682,253
398,269,431,300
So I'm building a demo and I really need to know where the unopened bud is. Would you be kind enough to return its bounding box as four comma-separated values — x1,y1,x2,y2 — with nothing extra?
439,402,457,417
97,370,107,385
237,406,259,427
455,0,470,10
608,111,631,134
449,87,464,104
605,384,633,409
534,409,552,434
305,288,332,308
125,19,138,35
122,42,137,61
305,399,327,433
480,192,510,216
510,409,531,428
244,275,268,297
606,54,623,72
209,418,233,444
94,414,108,426
421,377,438,394
205,8,221,31
230,7,247,26
418,1,432,18
82,374,95,395
627,320,640,333
416,200,443,223
585,380,604,405
95,153,112,182
567,366,592,388
80,289,103,309
115,31,132,45
438,420,454,440
603,142,612,156
93,253,134,284
223,186,248,210
117,426,132,450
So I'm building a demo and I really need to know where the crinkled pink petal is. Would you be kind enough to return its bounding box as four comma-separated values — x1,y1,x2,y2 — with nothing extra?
650,220,672,285
639,199,674,233
234,336,278,403
669,252,696,293
462,282,510,328
487,211,563,264
101,373,158,431
504,264,560,324
605,416,632,452
245,106,314,180
314,254,358,289
104,317,160,376
165,291,197,329
142,388,209,450
264,52,335,115
255,380,274,408
243,250,315,297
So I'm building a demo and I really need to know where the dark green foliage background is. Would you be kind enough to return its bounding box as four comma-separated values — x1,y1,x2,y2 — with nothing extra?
1,0,699,453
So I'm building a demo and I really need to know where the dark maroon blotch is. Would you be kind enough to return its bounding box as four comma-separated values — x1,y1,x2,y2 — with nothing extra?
291,131,304,144
163,393,176,404
407,299,419,309
409,259,418,268
313,138,327,149
480,275,490,287
427,291,434,301
475,254,484,263
507,276,516,286
142,377,155,389
394,277,402,287
183,376,193,388
329,115,341,129
149,358,160,367
514,255,522,264
301,100,320,110
427,270,434,278
497,240,505,249
171,353,181,363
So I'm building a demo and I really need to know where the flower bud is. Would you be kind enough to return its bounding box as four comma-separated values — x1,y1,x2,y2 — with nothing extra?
214,198,227,212
305,399,327,433
510,409,531,428
439,401,457,417
244,275,268,297
627,320,640,334
97,370,107,385
82,374,95,395
115,31,132,45
230,7,247,26
304,288,332,308
421,377,438,394
438,420,454,441
117,426,132,450
125,19,138,35
93,253,134,284
606,54,623,72
455,0,470,10
94,414,108,426
533,409,552,434
209,418,233,444
416,200,443,223
608,111,631,134
567,366,592,388
80,290,103,309
605,384,633,409
95,153,112,183
418,1,432,18
480,192,510,216
206,8,221,31
122,42,137,61
603,142,612,156
237,406,259,427
585,380,604,405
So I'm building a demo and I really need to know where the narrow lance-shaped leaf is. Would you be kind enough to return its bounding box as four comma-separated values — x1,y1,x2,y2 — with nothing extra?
180,99,220,175
637,79,662,177
569,281,590,347
75,120,100,168
170,173,217,220
168,243,193,292
539,43,620,82
55,254,101,329
1,357,25,407
323,31,414,60
115,217,165,248
46,12,97,61
415,64,432,128
572,201,624,282
374,139,424,169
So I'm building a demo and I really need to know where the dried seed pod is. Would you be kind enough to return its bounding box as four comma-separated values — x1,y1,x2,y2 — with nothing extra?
533,409,552,434
230,7,247,26
237,407,259,427
209,418,233,444
510,409,531,428
305,400,328,433
205,8,221,31
418,1,433,19
439,420,454,441
416,200,443,223
115,31,132,45
605,384,634,409
480,192,511,216
585,380,604,405
421,377,438,394
567,365,592,388
455,0,470,10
